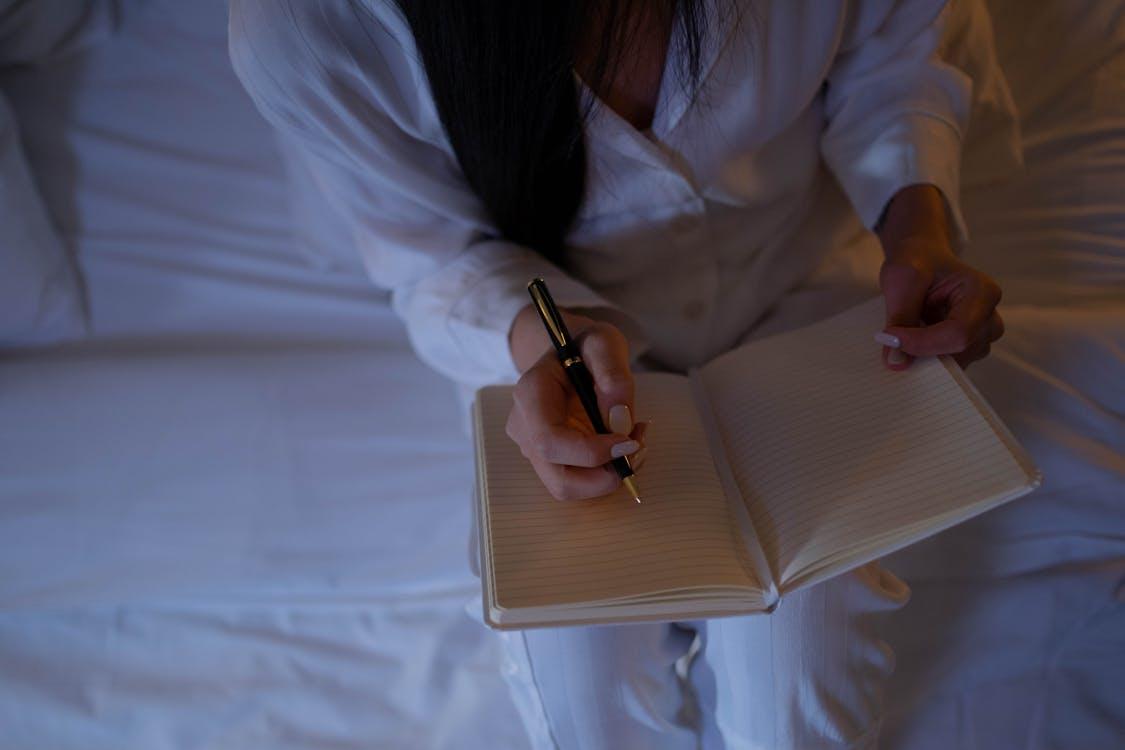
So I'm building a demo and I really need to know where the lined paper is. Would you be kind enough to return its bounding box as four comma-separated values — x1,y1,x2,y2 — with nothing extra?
476,373,758,611
699,298,1037,588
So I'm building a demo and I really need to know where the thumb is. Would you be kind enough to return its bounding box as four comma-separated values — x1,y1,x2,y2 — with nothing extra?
879,261,932,370
576,321,636,435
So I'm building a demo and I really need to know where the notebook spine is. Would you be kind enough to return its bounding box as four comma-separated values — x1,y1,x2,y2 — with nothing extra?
687,367,781,605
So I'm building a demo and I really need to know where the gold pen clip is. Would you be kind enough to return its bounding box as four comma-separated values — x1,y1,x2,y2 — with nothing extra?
527,277,572,350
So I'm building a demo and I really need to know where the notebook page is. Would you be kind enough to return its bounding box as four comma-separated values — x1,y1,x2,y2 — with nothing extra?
476,373,759,611
698,298,1037,587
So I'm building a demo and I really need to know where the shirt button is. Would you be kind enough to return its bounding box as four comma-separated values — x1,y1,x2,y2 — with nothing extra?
682,299,706,320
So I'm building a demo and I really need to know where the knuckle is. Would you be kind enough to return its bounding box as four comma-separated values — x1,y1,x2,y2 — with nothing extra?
585,320,609,335
988,281,1003,305
604,325,628,349
544,480,567,501
529,432,554,461
948,325,972,351
598,371,633,398
535,466,567,500
588,320,619,340
582,322,628,354
512,375,535,405
881,258,930,286
551,481,579,502
577,321,607,345
977,273,1003,304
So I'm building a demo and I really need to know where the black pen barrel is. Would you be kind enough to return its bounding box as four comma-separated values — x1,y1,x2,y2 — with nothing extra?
559,354,635,481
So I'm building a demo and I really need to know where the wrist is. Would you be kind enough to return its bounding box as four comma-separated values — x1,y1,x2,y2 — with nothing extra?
876,184,956,262
508,304,542,373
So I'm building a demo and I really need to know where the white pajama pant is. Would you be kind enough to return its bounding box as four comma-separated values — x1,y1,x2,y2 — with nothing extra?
498,563,910,750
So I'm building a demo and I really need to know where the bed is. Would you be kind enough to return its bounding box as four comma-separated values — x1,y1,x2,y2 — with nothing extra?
0,0,1121,747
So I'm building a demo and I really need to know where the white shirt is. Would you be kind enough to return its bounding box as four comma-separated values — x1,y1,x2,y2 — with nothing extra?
229,0,969,391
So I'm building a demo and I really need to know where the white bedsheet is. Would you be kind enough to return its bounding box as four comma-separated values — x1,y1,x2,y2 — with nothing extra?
879,1,1125,745
0,0,1121,747
0,2,524,747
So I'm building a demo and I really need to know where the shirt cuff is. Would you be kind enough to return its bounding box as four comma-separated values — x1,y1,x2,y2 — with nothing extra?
397,240,650,388
831,113,969,253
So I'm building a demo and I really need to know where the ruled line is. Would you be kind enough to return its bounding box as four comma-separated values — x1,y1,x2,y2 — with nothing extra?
700,298,1032,587
476,372,757,611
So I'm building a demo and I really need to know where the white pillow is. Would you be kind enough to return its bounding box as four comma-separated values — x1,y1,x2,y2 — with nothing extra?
0,92,86,345
939,0,1025,188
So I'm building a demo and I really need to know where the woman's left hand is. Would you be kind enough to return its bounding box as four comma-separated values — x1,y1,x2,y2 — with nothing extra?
876,185,1004,371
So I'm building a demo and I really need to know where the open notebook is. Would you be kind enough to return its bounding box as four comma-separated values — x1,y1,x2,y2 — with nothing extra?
472,298,1041,629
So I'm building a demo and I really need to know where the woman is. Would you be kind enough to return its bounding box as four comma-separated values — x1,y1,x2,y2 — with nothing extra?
230,0,1004,746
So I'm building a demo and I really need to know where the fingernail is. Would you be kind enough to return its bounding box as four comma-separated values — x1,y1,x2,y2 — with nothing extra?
608,404,633,435
874,332,901,348
888,348,908,366
611,439,640,458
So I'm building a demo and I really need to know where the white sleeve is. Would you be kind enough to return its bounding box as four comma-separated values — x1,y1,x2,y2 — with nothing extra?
821,0,972,248
0,0,121,65
229,0,643,388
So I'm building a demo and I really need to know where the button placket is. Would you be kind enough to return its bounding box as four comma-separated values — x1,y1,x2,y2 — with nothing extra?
669,204,716,334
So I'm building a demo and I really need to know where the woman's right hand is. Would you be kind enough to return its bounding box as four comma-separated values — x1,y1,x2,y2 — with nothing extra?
505,304,647,501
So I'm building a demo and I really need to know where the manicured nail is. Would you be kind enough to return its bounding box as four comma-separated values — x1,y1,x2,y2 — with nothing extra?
611,440,640,458
874,332,901,348
608,404,633,435
888,348,908,366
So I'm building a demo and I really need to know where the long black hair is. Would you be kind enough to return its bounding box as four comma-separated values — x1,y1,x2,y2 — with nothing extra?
390,1,711,267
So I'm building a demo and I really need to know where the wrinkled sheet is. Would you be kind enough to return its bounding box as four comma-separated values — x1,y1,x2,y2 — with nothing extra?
879,1,1125,745
0,1,524,748
0,0,1121,748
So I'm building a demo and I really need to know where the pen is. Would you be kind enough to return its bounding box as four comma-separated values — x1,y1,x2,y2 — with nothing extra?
527,277,642,503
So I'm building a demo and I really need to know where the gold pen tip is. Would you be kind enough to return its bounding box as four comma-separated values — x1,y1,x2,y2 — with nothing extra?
622,476,641,504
